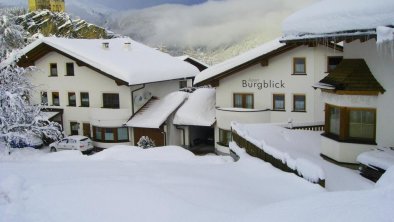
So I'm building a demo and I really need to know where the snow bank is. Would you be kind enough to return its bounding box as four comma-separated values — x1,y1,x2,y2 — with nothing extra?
173,88,216,126
38,150,87,162
357,147,394,170
282,0,394,36
90,145,195,162
232,121,325,183
376,166,394,189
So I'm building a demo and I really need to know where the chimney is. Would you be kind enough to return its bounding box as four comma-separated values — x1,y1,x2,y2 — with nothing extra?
102,42,109,49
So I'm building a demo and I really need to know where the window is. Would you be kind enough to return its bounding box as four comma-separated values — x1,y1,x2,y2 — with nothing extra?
41,92,48,105
293,94,306,112
327,56,343,72
70,122,79,135
66,63,74,76
293,57,306,74
52,92,60,106
103,93,119,109
329,106,340,135
80,92,89,107
219,128,232,147
68,92,76,106
233,93,254,109
349,109,375,140
273,94,285,110
93,126,129,142
325,104,376,143
179,80,187,89
50,63,58,76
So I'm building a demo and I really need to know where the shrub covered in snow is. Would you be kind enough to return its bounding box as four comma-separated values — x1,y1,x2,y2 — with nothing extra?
137,136,156,149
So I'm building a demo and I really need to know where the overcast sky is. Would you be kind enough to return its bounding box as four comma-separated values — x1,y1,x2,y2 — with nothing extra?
90,0,207,10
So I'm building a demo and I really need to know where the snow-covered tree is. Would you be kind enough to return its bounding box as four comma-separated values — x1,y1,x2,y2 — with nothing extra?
137,136,156,149
0,63,63,153
0,8,29,62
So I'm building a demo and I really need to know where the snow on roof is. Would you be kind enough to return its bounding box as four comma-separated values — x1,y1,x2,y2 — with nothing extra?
13,37,199,85
173,88,216,126
126,91,188,129
357,147,394,170
194,38,285,85
37,111,59,120
282,0,394,38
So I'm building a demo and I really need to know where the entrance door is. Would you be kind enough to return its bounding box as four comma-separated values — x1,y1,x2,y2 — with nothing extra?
83,123,91,138
133,128,164,147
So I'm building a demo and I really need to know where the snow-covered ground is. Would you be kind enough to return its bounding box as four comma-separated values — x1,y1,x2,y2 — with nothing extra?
232,122,374,191
1,144,393,221
0,145,325,222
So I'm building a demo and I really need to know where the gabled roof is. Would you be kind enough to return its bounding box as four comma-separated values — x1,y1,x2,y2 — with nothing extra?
318,59,385,93
281,0,394,42
173,88,216,127
194,38,297,86
9,37,199,86
126,91,188,129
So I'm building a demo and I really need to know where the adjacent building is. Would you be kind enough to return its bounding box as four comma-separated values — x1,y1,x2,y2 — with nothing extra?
194,38,343,154
281,0,394,163
28,0,65,12
13,37,199,148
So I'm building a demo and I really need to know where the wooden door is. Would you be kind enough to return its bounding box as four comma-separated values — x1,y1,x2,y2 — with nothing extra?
83,123,91,138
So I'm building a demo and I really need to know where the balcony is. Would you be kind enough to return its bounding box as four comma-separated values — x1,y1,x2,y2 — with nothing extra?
216,107,271,129
90,108,131,127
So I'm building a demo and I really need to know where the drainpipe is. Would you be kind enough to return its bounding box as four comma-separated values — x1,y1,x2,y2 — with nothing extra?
131,84,145,115
175,126,186,147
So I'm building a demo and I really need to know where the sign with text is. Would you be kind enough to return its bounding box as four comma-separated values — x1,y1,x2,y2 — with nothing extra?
242,78,285,90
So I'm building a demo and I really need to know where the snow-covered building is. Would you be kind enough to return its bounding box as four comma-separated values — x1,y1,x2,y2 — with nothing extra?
281,0,394,163
194,38,342,154
12,37,199,148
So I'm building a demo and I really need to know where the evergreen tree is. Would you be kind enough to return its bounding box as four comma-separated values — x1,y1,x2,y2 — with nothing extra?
137,136,156,149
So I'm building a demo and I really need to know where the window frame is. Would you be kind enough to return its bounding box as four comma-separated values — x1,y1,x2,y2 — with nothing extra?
80,92,90,107
52,92,60,106
272,93,285,111
292,57,306,75
324,104,376,144
68,92,76,107
233,93,254,109
66,62,75,76
92,126,129,143
102,93,120,109
179,80,188,89
292,94,306,112
70,121,79,136
41,91,48,105
49,63,58,77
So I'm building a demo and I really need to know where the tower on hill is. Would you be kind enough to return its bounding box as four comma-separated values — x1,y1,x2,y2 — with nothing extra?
28,0,65,12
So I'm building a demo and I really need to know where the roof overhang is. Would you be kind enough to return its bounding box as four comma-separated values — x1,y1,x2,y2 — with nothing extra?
17,42,129,86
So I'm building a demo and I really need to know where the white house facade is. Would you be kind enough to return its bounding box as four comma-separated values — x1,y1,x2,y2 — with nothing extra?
281,0,394,163
194,39,343,154
14,37,199,148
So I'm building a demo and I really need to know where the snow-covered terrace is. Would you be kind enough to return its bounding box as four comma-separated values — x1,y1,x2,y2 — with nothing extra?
231,122,373,191
281,0,394,42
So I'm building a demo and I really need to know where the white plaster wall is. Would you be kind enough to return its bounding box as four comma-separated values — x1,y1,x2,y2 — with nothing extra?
29,51,132,136
322,92,378,108
344,40,394,147
214,45,341,152
321,136,376,163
